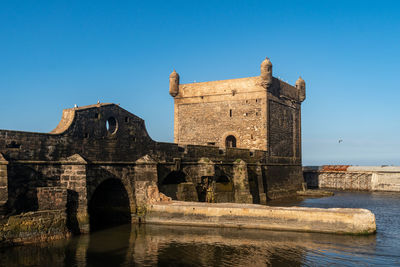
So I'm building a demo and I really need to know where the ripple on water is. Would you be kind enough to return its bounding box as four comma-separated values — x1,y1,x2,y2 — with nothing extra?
0,191,399,266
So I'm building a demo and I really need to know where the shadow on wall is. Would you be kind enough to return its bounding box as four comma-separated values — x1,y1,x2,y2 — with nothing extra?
12,187,38,214
66,190,80,234
248,168,260,204
7,164,61,215
303,172,319,189
158,167,242,204
158,171,187,200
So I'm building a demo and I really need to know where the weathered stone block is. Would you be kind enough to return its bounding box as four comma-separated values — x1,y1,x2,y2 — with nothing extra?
0,187,8,202
0,210,69,245
36,187,67,211
233,159,253,204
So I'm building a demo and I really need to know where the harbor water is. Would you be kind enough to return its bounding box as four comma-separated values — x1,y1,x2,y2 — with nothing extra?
0,191,399,266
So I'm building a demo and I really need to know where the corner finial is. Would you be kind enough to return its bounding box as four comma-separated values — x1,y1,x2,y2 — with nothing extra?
296,76,306,102
169,69,180,97
260,57,272,88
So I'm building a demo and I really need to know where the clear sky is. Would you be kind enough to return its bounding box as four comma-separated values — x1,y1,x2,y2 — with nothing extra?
1,0,399,166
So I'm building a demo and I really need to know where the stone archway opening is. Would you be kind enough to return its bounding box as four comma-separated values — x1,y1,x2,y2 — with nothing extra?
225,135,237,148
159,171,198,201
159,171,186,200
88,178,131,232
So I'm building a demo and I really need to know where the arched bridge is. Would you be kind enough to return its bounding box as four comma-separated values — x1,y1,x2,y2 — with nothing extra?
0,103,303,232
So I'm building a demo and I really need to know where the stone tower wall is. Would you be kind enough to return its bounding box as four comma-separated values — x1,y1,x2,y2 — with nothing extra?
177,98,266,149
174,76,268,150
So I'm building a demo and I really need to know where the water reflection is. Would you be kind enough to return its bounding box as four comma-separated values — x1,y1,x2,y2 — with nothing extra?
0,191,399,266
0,223,378,267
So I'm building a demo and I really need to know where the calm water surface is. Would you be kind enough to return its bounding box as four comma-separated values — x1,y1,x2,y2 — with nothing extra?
1,191,399,266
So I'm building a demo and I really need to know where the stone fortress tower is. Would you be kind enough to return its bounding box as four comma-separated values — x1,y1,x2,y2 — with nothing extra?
170,57,306,160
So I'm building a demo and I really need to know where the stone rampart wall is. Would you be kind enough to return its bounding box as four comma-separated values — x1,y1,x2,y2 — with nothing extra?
304,166,400,192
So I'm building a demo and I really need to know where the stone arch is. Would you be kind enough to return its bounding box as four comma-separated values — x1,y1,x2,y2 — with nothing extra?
159,170,186,200
161,171,187,185
247,167,260,204
158,170,198,201
225,135,237,148
87,177,134,232
221,131,240,148
211,166,234,203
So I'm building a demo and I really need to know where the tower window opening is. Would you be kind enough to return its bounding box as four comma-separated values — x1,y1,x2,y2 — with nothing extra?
6,141,21,149
225,135,237,148
229,109,232,117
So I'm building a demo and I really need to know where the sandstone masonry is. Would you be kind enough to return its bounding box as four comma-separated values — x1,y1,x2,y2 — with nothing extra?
170,57,306,154
0,58,311,244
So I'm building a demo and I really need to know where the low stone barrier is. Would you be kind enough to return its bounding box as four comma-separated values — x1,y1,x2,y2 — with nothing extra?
0,187,70,246
304,166,400,192
145,201,376,235
0,210,69,246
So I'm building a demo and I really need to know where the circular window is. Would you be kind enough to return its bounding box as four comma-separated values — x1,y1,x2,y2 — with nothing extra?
106,117,118,134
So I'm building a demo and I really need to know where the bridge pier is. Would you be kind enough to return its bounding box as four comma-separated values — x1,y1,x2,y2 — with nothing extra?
61,155,89,234
133,155,161,222
233,159,253,204
256,163,267,205
0,153,8,212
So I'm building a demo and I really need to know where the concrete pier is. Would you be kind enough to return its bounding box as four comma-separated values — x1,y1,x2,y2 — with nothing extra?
145,201,376,235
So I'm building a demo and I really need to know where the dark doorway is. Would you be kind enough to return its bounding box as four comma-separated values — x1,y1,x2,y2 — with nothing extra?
225,135,237,148
162,171,187,185
159,171,187,200
88,179,131,232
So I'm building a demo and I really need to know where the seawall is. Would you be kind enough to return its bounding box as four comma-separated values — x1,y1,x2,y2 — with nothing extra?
304,166,400,192
145,201,376,235
0,210,69,247
0,187,71,246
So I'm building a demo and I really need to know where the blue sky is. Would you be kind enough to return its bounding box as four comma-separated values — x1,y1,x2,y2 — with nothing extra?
0,0,399,165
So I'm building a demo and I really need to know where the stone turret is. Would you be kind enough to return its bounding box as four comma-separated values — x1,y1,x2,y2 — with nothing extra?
260,57,272,88
169,70,180,97
295,76,306,102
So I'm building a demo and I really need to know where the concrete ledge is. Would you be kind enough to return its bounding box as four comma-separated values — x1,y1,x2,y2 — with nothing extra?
145,201,376,235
